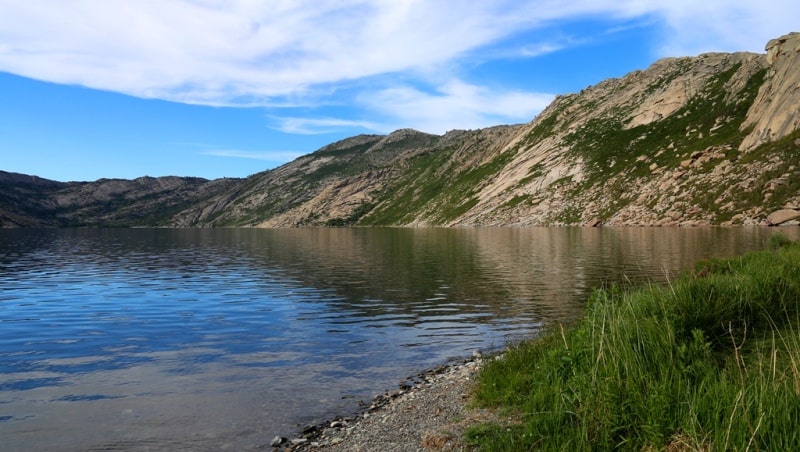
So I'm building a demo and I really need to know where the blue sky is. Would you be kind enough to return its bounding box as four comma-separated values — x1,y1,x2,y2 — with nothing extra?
1,1,797,182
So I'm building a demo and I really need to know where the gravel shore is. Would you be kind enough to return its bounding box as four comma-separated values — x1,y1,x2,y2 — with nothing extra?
271,354,504,451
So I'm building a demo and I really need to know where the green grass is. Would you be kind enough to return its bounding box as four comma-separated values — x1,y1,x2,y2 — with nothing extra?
468,236,800,450
503,194,532,209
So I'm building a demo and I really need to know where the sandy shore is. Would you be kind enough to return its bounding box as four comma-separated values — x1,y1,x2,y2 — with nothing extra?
270,354,504,451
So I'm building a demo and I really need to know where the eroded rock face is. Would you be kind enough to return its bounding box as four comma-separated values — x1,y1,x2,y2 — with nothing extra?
740,32,800,151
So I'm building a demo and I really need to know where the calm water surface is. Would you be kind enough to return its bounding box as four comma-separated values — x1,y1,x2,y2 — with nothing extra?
1,227,796,450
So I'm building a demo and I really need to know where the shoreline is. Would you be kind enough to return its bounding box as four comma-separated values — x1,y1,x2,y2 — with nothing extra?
271,352,503,451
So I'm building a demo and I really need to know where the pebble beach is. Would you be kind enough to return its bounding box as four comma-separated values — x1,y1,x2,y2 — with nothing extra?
272,353,504,451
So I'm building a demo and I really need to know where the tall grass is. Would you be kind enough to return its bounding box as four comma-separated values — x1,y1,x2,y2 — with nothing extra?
468,237,800,450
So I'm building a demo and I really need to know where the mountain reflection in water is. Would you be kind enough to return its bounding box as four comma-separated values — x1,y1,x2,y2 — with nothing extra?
1,227,795,450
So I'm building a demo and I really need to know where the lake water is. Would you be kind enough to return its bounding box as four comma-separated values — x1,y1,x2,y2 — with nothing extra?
1,227,797,450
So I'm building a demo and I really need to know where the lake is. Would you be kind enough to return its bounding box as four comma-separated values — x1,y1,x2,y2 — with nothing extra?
1,227,796,450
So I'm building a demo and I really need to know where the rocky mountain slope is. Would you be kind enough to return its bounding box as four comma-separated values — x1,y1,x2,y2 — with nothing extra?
3,32,800,228
0,171,238,227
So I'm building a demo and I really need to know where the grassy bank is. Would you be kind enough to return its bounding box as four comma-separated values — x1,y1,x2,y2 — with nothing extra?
467,233,800,450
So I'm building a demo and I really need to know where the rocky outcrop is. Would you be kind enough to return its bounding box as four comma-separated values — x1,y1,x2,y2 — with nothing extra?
740,32,800,151
451,50,773,227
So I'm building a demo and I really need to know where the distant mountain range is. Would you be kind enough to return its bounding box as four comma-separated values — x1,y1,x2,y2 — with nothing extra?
3,32,800,228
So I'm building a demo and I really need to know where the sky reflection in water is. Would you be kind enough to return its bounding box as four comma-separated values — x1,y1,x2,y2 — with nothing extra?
1,227,796,450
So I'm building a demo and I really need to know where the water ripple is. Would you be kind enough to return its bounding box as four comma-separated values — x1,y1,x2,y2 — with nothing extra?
0,227,796,450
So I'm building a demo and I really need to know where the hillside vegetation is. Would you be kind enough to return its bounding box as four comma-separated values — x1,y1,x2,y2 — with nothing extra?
2,33,799,228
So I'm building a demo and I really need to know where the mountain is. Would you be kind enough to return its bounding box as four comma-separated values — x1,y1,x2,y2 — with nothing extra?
0,172,239,227
3,32,800,228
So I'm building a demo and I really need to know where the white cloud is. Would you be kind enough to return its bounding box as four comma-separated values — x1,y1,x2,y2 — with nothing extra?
646,0,800,56
271,117,382,135
0,0,796,133
0,0,552,105
517,42,569,58
269,79,555,136
359,79,555,134
202,149,304,161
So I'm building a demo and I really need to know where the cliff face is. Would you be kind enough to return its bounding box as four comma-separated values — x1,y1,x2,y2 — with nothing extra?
740,32,800,151
4,33,800,228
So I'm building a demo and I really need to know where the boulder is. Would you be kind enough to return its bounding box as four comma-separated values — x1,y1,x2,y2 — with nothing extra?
766,209,800,225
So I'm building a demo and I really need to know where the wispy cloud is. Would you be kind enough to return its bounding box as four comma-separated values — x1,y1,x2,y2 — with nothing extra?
3,1,792,106
0,0,796,134
648,0,800,57
269,78,556,135
202,149,304,162
517,42,568,58
0,1,546,105
271,117,382,135
358,79,555,134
